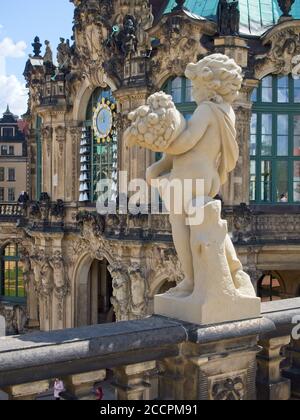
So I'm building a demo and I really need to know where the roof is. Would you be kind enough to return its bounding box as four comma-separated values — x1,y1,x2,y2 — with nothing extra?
163,0,300,36
0,106,18,125
0,107,26,142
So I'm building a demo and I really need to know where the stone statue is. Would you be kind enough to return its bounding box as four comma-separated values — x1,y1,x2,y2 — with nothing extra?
57,38,72,71
109,264,129,321
118,15,138,57
218,0,240,36
44,40,53,64
124,54,261,325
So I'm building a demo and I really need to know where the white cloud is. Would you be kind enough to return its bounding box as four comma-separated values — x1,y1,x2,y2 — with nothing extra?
0,37,28,116
0,37,27,58
0,74,28,116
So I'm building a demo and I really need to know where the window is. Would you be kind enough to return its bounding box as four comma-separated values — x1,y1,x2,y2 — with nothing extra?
0,244,25,301
8,168,15,182
2,128,13,137
160,76,197,163
8,146,14,156
164,76,196,117
82,88,118,203
258,273,283,302
36,116,42,200
1,146,8,156
0,188,4,202
0,168,4,182
250,75,300,203
8,188,15,202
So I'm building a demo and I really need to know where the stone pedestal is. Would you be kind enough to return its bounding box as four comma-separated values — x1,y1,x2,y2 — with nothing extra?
63,370,106,400
257,335,291,400
113,362,156,400
155,292,261,326
2,380,50,400
159,318,271,401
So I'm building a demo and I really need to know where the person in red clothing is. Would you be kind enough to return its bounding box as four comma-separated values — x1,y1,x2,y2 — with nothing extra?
95,386,104,401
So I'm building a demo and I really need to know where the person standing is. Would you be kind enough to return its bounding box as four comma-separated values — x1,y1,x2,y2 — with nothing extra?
54,378,65,401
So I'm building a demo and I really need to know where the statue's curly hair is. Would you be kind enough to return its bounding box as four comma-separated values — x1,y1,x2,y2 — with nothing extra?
185,54,243,104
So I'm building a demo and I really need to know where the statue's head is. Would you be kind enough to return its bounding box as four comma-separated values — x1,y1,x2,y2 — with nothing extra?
185,54,243,105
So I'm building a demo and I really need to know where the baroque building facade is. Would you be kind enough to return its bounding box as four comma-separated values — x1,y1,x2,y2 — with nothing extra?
1,0,300,333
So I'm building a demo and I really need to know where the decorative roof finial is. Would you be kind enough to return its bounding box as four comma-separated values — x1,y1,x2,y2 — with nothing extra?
172,0,186,12
32,36,42,58
277,0,295,17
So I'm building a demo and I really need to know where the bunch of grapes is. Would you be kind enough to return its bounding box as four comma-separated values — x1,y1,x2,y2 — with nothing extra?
125,92,185,152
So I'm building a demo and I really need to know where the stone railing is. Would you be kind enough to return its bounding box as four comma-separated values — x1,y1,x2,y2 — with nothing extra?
0,203,24,218
21,201,300,246
0,299,300,400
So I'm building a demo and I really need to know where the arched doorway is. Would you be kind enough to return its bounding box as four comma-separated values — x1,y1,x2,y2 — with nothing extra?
87,259,115,325
76,256,115,327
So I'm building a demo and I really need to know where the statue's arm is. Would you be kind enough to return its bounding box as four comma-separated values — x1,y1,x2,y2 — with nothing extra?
165,104,212,156
146,153,173,186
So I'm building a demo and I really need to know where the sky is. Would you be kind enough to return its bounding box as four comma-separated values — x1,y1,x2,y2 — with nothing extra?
0,0,74,116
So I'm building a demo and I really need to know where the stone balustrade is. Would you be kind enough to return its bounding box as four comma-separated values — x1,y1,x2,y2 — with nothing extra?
0,299,299,400
16,201,300,247
0,203,24,218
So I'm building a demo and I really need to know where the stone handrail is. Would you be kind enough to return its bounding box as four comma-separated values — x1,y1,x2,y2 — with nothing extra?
0,300,299,400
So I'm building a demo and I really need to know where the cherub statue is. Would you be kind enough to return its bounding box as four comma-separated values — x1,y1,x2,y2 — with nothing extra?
125,54,260,325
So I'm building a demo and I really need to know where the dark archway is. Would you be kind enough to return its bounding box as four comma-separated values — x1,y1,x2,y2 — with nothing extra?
87,259,115,325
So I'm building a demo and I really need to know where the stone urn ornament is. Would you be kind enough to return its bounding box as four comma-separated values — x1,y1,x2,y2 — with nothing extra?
125,53,261,325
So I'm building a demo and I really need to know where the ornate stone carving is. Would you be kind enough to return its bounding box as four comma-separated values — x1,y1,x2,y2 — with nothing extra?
211,376,245,400
76,211,106,237
51,200,65,222
255,26,300,77
108,263,129,322
228,203,253,244
128,263,148,319
0,304,27,336
41,126,53,157
149,15,211,87
55,126,66,157
49,251,70,321
39,193,51,222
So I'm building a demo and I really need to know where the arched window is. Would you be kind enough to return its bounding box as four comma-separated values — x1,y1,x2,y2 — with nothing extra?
160,76,196,161
79,87,118,203
258,273,283,302
250,75,300,204
0,243,25,301
164,76,196,118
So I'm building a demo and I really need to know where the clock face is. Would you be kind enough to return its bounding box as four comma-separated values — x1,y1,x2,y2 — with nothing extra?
93,100,116,143
96,106,112,138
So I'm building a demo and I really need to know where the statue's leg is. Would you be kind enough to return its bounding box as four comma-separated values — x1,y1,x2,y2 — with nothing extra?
166,212,194,296
225,235,257,297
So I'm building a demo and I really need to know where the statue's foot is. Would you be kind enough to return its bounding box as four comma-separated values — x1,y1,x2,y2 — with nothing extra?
165,279,194,297
233,270,257,298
